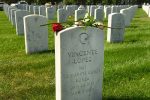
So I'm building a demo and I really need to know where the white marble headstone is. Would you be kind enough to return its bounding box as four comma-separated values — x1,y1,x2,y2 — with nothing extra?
57,8,68,23
104,7,111,18
78,5,85,10
107,13,125,42
55,26,104,100
23,15,48,54
75,9,86,21
120,9,131,27
15,10,30,35
8,7,16,21
66,5,74,16
29,5,34,14
46,7,55,20
90,6,96,17
11,9,17,26
94,8,104,22
111,6,117,13
33,6,39,15
39,6,46,16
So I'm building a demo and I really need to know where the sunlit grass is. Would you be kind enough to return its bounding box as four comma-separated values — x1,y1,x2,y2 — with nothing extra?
0,8,149,99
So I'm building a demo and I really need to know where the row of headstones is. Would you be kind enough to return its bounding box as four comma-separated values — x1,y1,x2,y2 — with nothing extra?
3,4,56,20
3,3,137,25
3,4,49,54
142,4,150,17
104,5,131,18
107,5,138,43
3,4,138,52
58,5,138,24
120,5,138,27
58,5,104,23
3,5,104,100
3,4,138,100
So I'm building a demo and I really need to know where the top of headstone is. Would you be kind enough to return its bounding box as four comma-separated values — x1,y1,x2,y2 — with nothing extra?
78,5,85,10
98,6,103,9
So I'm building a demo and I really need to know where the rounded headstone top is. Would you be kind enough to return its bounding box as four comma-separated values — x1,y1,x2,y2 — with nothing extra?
45,3,52,7
78,5,85,10
98,6,103,9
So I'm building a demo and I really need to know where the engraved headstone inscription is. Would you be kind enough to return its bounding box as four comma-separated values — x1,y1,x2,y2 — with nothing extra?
55,26,104,100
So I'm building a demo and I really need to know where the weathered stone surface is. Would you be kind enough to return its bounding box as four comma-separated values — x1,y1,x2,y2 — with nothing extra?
55,26,104,100
46,7,55,20
107,13,125,42
24,15,48,54
33,6,39,15
75,9,86,21
15,10,30,35
94,8,104,22
39,6,46,16
57,8,68,23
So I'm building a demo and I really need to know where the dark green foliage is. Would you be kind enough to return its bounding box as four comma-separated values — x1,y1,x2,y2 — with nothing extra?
1,0,150,5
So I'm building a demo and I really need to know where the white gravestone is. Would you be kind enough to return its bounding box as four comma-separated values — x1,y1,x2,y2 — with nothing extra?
33,6,39,15
11,9,17,26
78,5,85,10
66,5,74,16
8,7,16,21
94,7,104,22
15,10,30,35
46,7,55,20
90,6,96,17
17,4,24,10
87,6,90,14
39,6,46,16
111,6,117,13
104,7,111,18
120,9,130,27
75,9,86,21
107,13,125,42
23,15,48,54
55,26,104,100
29,5,34,14
57,8,68,23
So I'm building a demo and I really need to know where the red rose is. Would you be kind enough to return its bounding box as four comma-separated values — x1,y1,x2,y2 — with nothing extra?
52,23,63,32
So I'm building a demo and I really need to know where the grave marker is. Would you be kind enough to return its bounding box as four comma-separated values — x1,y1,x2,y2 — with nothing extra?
23,15,48,54
107,13,125,42
15,10,30,35
55,26,104,100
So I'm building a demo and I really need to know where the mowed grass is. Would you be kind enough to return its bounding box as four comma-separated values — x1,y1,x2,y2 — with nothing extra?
0,8,149,99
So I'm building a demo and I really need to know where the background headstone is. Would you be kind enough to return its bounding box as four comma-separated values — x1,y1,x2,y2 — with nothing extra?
107,13,125,42
15,10,30,35
90,6,96,17
23,15,48,54
57,8,68,23
94,7,104,22
75,9,86,21
11,9,17,26
120,9,131,27
29,5,34,14
104,7,111,18
46,7,55,20
39,6,46,16
34,6,39,15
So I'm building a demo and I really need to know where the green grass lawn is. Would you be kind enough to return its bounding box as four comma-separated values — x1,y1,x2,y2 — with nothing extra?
0,8,150,100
